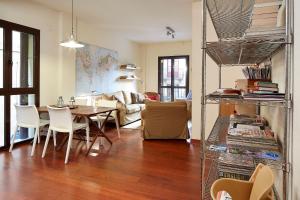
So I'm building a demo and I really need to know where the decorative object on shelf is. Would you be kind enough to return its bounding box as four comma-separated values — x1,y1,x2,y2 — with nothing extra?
118,75,140,80
59,0,84,48
120,64,139,70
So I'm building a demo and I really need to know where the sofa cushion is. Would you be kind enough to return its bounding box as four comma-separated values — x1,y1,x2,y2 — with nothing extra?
126,104,141,114
123,91,132,104
136,103,145,111
131,92,145,104
112,91,126,104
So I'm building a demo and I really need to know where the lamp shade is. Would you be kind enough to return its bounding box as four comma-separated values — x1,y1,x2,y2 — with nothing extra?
59,34,84,48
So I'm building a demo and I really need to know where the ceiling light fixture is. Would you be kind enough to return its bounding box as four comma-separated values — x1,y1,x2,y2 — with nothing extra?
166,26,175,39
60,0,84,48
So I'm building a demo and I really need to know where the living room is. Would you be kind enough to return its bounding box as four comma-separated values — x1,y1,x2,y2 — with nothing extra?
1,0,300,200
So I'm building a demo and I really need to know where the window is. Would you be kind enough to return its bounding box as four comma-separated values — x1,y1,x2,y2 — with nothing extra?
0,19,40,149
158,56,189,101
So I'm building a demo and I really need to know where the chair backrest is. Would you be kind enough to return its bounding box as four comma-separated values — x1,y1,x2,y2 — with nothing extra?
249,164,275,200
15,105,40,127
47,106,73,132
142,101,188,139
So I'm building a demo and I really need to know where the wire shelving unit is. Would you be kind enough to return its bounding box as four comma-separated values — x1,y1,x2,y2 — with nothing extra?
200,0,294,199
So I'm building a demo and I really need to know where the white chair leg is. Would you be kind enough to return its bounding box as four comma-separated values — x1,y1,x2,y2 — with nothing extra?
37,129,41,144
9,126,18,152
115,116,120,138
65,132,73,164
42,129,52,158
31,127,39,156
53,131,57,147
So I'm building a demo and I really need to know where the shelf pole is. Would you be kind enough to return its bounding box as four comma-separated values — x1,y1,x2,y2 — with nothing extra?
283,0,293,199
201,0,207,199
218,65,222,114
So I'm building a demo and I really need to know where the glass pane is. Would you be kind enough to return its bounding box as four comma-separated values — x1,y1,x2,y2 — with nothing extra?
10,94,35,143
174,58,188,87
0,28,3,88
160,59,171,86
161,88,171,102
12,31,34,88
0,96,4,147
174,88,186,100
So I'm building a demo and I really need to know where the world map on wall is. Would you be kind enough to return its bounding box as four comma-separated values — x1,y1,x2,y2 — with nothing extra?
75,44,119,96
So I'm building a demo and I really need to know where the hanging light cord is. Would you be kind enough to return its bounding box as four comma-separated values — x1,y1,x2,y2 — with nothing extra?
71,0,74,36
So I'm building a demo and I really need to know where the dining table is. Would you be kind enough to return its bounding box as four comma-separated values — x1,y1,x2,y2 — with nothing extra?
38,105,118,155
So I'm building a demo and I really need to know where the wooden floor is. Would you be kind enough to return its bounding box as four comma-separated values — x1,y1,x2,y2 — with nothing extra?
0,127,201,200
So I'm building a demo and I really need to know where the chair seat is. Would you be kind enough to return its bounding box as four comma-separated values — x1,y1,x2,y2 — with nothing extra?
40,119,49,127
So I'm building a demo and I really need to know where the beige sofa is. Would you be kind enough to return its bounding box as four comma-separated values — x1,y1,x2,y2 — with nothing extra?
93,91,145,126
141,101,191,139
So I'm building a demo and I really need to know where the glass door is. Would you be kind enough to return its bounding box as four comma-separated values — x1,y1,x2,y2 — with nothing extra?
0,19,40,149
158,56,189,102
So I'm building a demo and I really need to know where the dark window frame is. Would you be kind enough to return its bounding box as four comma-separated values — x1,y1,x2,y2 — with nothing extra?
158,55,189,101
0,19,40,150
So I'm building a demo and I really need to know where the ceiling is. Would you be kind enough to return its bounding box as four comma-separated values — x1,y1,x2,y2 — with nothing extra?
29,0,193,43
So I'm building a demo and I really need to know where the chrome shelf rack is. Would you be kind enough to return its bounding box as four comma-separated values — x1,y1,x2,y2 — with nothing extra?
200,0,294,199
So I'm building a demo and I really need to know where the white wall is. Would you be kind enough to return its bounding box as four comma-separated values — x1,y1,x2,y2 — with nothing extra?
0,0,61,105
58,13,142,100
0,0,142,105
140,41,192,92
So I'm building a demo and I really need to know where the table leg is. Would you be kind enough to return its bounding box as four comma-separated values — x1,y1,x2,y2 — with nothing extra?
86,111,113,156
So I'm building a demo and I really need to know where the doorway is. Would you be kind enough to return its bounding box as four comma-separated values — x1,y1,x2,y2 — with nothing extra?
0,19,40,149
158,56,189,102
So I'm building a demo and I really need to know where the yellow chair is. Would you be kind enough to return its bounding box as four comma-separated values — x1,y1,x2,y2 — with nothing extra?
211,163,275,200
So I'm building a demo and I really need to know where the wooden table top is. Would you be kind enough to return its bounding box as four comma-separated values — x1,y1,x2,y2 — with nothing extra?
38,105,117,117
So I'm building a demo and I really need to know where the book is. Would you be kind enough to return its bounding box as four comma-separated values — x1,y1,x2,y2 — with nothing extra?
253,87,279,92
254,81,278,88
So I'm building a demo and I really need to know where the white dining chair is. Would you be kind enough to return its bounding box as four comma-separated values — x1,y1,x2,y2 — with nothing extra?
42,106,89,164
91,99,120,138
9,105,49,156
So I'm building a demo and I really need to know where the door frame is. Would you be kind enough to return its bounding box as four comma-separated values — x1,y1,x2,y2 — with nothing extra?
158,55,189,101
0,19,40,150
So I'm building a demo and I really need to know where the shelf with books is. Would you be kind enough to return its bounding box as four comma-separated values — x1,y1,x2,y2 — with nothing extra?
205,96,287,107
203,116,283,170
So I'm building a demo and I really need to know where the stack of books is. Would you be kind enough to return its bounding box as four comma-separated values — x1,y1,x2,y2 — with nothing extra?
218,153,255,180
227,114,278,150
207,88,242,99
243,81,285,101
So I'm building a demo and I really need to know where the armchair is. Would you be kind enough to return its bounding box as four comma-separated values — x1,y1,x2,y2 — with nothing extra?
141,101,190,139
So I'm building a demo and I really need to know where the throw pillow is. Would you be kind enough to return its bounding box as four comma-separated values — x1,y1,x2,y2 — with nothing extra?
131,92,139,104
113,91,126,104
137,93,146,103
